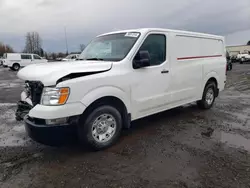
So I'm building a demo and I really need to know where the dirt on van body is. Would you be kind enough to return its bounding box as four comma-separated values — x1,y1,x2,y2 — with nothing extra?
0,64,250,188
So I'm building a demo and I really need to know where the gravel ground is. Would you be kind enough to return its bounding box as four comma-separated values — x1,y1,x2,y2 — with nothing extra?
0,64,250,188
0,68,23,103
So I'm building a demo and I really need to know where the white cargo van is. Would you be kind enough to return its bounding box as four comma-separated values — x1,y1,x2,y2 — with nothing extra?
3,53,48,71
237,51,250,63
17,28,227,150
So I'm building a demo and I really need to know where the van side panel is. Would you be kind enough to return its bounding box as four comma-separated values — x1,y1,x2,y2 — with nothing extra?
170,34,226,105
5,53,21,67
201,38,226,92
170,35,203,104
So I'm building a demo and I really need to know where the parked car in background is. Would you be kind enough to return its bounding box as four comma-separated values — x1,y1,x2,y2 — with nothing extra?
237,51,250,64
227,60,232,71
56,57,63,61
2,53,48,71
61,54,80,61
230,55,238,63
226,51,232,71
0,57,3,66
17,28,226,150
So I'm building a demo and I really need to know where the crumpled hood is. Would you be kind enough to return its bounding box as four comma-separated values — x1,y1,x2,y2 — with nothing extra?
17,61,112,86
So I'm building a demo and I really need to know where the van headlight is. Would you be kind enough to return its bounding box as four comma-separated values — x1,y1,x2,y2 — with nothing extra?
41,87,70,105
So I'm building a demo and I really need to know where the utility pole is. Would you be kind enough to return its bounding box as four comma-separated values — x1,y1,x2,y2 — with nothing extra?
64,26,69,55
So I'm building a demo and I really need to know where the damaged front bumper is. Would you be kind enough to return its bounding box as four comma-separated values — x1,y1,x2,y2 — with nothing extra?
15,91,33,121
15,80,43,121
24,115,78,146
15,81,85,145
15,101,32,121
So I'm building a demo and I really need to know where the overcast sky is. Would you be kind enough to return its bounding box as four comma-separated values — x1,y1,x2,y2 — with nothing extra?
0,0,250,52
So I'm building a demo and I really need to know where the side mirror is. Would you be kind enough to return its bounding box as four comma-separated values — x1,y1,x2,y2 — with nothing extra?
133,50,150,69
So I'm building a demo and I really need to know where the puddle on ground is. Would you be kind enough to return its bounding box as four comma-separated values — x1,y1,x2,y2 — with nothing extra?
223,120,250,132
0,83,23,88
219,95,250,99
229,112,249,121
216,131,250,152
243,108,250,114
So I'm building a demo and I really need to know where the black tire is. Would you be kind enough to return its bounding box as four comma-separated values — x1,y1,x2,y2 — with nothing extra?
77,105,122,151
12,63,20,71
241,58,245,64
197,82,216,109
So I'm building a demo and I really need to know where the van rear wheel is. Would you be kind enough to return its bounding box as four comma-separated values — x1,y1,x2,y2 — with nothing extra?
78,105,122,150
197,82,216,109
12,63,20,71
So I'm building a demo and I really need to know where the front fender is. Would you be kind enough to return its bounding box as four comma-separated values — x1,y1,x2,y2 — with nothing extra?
80,86,131,113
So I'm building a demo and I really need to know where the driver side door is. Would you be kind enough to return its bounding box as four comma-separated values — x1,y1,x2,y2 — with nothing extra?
33,54,45,63
131,33,172,119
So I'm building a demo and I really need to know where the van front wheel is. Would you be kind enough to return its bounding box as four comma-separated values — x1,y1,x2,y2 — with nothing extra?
197,82,216,109
78,105,122,150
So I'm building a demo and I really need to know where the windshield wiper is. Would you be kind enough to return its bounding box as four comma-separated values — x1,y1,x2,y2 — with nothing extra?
85,58,104,61
75,57,104,61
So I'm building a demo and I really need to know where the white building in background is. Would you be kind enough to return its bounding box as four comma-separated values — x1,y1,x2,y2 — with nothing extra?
226,45,250,56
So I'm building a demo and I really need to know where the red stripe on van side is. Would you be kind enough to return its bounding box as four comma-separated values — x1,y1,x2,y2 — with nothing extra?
177,55,222,60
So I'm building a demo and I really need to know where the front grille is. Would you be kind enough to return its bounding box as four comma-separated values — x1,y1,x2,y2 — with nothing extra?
26,81,44,106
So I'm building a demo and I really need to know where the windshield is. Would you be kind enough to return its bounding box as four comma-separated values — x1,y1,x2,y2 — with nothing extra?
78,32,140,61
65,55,72,59
3,53,7,59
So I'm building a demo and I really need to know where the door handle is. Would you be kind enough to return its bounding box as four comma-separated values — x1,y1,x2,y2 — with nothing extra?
161,70,169,74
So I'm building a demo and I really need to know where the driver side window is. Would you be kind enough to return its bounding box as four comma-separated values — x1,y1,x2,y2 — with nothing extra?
33,55,41,60
138,34,166,66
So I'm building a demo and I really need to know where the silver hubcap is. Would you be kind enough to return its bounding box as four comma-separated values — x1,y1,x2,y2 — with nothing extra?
206,88,214,105
91,114,116,143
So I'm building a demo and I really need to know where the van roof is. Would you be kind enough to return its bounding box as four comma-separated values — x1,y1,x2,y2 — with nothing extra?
6,53,37,55
98,28,224,40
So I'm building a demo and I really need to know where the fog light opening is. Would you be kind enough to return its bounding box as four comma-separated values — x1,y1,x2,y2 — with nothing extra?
45,117,68,125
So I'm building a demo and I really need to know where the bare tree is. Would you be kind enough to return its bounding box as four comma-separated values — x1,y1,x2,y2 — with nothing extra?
0,42,14,56
24,32,43,55
79,44,86,52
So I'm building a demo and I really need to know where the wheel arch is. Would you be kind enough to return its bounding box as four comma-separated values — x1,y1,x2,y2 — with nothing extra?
206,77,218,87
80,87,131,128
12,62,20,67
12,62,21,71
203,72,219,88
203,74,219,97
